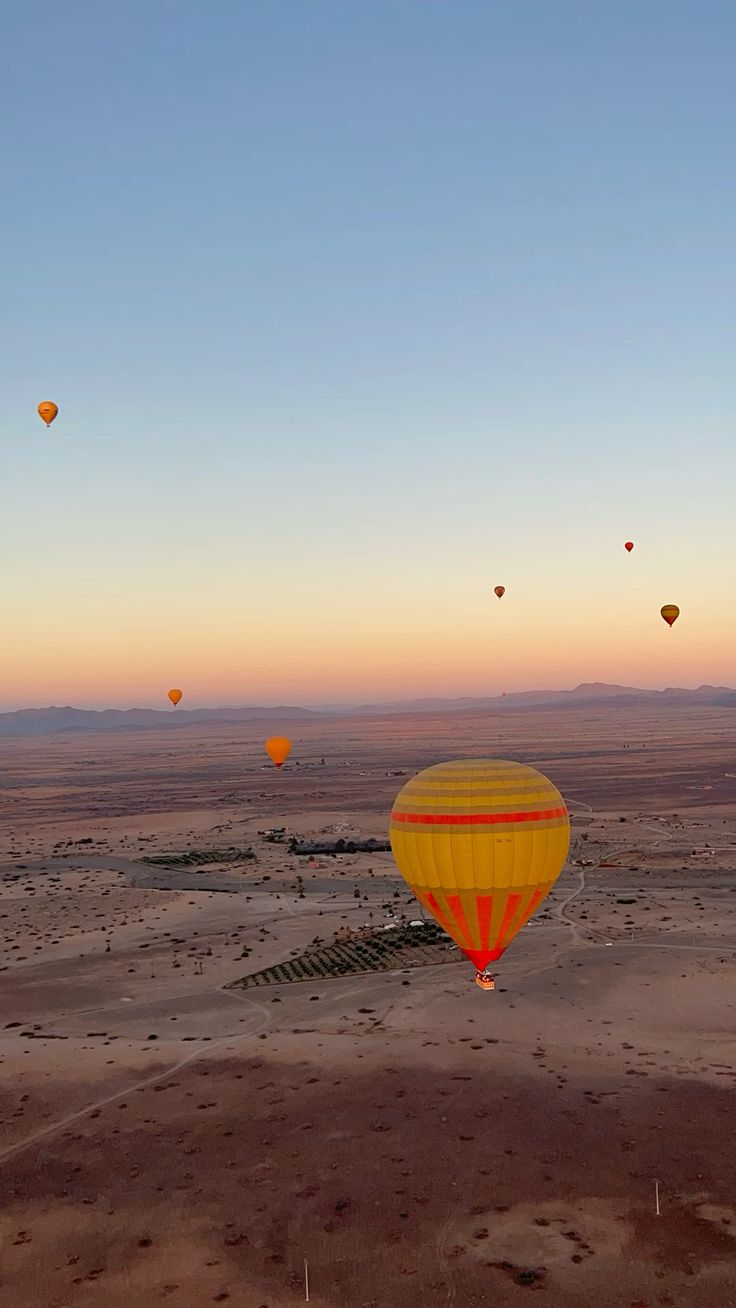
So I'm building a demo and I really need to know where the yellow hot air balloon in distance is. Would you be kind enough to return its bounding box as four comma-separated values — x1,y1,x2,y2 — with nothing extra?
660,604,680,628
389,759,570,989
168,688,183,706
38,401,58,427
265,736,292,768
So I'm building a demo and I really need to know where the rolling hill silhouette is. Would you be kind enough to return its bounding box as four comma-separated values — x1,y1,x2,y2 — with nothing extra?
1,683,734,737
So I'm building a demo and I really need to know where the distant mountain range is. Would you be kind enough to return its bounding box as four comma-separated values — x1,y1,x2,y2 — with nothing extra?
349,682,736,714
0,704,319,739
0,683,734,738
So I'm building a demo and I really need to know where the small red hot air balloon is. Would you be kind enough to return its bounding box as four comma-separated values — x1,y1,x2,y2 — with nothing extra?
660,605,680,628
494,585,505,599
624,541,634,553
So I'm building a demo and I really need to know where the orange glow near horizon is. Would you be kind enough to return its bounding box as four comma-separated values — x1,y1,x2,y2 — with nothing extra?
4,570,734,710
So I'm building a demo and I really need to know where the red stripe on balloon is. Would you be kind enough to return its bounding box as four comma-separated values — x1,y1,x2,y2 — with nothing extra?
391,807,567,825
475,895,493,951
424,893,454,937
445,895,474,950
517,886,546,928
493,892,523,953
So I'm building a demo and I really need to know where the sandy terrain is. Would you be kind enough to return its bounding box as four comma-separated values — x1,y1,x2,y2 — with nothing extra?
2,706,736,1306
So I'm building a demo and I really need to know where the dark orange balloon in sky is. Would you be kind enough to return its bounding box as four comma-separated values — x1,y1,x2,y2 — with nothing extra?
38,401,58,427
494,585,505,599
168,689,183,706
624,541,634,553
265,736,292,768
660,605,680,628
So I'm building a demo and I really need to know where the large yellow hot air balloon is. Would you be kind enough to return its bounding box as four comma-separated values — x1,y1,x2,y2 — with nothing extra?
265,736,292,768
660,604,680,628
168,688,183,706
389,759,570,989
38,401,58,427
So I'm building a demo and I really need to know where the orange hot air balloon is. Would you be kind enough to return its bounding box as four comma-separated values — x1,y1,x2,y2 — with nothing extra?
624,541,634,553
390,760,570,989
265,736,292,768
38,401,58,427
494,585,505,599
168,688,183,706
660,604,680,628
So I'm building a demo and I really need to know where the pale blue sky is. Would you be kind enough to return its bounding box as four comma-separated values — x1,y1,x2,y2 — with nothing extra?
2,2,735,708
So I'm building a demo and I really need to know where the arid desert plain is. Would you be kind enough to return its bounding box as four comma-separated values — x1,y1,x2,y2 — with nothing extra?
2,706,736,1308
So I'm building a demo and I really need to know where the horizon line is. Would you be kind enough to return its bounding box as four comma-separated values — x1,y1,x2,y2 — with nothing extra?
2,679,735,717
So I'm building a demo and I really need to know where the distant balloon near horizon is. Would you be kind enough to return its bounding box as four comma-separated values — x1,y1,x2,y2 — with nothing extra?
624,541,634,553
168,688,183,706
493,585,505,599
660,604,680,628
265,736,292,768
37,401,58,427
389,760,570,983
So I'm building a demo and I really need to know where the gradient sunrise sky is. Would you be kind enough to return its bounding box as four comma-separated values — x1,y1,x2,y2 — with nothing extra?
3,1,735,710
